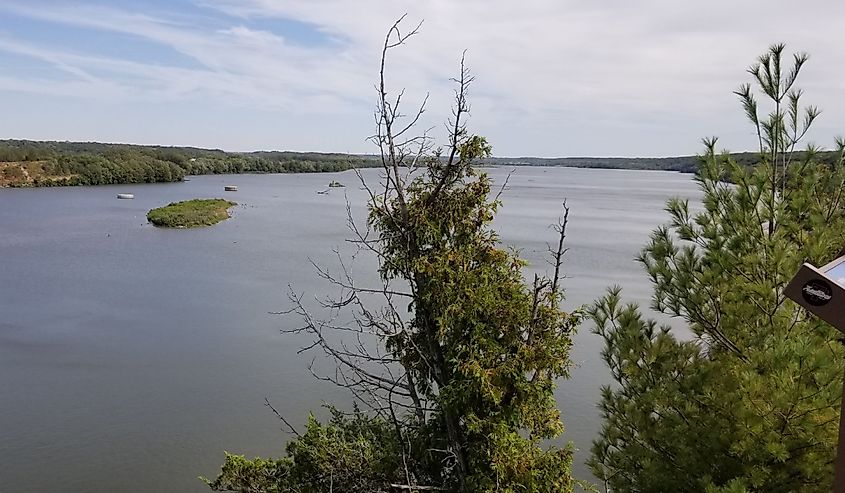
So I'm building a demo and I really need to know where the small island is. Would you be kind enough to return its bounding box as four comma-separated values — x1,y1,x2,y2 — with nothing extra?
147,199,236,228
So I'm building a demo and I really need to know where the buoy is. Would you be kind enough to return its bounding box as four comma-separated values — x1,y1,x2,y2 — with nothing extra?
117,193,134,199
224,185,238,191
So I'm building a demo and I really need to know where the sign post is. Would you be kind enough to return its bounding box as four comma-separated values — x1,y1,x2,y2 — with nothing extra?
785,255,845,492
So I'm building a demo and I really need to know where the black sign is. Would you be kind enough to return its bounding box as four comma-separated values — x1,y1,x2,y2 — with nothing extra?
802,279,833,306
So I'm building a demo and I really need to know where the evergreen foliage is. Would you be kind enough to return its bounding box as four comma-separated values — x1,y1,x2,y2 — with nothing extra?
589,44,845,492
204,408,404,493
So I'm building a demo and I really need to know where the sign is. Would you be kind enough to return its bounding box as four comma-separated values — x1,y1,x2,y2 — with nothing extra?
785,257,845,334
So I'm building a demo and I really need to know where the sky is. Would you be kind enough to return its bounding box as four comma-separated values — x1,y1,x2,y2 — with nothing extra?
0,0,843,157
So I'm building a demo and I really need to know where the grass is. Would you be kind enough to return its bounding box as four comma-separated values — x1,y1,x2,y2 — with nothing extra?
147,198,236,228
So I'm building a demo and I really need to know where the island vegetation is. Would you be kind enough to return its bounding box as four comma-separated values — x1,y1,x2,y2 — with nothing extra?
147,199,236,228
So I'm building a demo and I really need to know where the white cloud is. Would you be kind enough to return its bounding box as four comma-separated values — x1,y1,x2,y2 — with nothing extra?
0,0,843,155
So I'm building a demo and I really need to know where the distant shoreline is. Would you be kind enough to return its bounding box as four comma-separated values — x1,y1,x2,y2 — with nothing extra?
2,138,840,188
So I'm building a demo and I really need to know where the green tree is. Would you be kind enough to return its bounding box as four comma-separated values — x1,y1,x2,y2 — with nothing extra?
206,17,581,493
589,44,845,492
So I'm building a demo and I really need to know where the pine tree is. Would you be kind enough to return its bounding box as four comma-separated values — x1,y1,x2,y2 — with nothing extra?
589,44,845,492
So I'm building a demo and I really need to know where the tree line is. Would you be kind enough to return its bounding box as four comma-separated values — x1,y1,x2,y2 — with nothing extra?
6,137,842,189
481,150,844,173
0,140,382,187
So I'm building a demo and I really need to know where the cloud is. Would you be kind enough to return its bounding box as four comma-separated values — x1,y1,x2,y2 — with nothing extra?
0,0,844,155
0,2,374,109
196,0,845,141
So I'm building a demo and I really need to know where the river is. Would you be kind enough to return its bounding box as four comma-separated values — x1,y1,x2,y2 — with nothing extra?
0,166,701,491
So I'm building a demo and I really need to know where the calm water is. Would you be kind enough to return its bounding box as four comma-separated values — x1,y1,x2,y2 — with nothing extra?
0,167,700,491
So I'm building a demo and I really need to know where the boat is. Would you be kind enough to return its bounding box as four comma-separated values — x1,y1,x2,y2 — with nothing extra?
224,185,238,192
116,193,134,199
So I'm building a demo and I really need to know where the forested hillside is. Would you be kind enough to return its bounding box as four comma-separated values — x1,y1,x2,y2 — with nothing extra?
0,140,380,187
2,139,841,187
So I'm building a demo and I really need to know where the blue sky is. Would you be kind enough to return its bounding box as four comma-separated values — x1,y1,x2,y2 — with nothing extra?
1,0,843,157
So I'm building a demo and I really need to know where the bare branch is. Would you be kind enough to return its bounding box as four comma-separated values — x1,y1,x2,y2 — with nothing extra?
265,397,301,438
550,200,571,300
